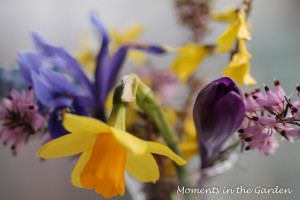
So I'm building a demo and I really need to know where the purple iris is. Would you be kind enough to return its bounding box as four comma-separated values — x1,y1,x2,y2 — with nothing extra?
18,12,166,139
193,77,245,168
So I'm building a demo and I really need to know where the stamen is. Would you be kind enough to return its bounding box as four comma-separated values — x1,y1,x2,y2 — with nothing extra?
264,86,269,91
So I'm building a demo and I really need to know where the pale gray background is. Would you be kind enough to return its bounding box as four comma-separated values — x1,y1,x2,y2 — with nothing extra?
0,0,300,199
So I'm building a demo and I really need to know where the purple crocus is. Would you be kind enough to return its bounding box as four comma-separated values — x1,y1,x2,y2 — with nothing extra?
18,12,166,139
193,77,245,168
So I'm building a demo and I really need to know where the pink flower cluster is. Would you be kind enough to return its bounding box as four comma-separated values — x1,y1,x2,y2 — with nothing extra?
239,80,300,155
0,88,45,155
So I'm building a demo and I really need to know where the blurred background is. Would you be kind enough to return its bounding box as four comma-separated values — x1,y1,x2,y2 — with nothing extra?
0,0,300,199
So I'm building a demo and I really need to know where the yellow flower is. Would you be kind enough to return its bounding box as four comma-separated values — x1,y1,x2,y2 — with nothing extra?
222,39,256,86
180,115,198,160
170,43,212,84
76,34,96,73
211,7,238,24
216,9,251,53
109,24,147,65
37,113,186,198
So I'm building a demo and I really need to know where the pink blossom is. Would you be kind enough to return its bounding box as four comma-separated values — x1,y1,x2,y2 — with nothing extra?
240,80,300,155
248,133,278,155
137,67,180,106
0,88,46,155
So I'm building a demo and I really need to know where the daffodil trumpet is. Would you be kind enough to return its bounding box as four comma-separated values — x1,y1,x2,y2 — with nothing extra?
37,78,186,198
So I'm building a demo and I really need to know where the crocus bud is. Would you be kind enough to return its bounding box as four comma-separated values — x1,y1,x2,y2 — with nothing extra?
193,77,245,168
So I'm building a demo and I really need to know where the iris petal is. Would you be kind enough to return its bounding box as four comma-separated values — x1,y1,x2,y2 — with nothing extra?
32,32,95,101
18,52,42,87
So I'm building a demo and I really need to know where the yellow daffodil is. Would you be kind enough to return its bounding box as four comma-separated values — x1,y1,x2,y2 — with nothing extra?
222,39,256,86
109,24,147,65
216,9,251,53
170,43,213,84
37,113,186,198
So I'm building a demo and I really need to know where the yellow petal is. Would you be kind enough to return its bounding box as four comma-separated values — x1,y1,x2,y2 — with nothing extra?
183,115,196,139
211,7,238,24
238,39,251,59
179,140,199,160
128,50,147,65
222,53,249,87
170,43,211,83
122,23,143,43
164,107,177,125
72,147,93,188
63,113,110,134
125,152,159,182
243,71,257,86
237,10,251,40
147,142,187,166
216,22,239,53
105,91,114,117
110,127,147,155
37,133,97,159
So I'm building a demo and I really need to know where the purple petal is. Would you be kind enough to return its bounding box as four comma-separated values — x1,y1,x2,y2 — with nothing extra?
193,77,245,168
100,44,168,104
100,45,128,103
18,52,42,87
31,69,77,108
90,12,110,101
48,97,88,139
32,32,96,102
132,44,166,54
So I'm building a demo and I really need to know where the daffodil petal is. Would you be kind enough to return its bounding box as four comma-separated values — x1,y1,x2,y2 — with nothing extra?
147,142,187,166
243,72,257,86
216,22,239,53
37,133,97,159
63,113,110,134
110,127,147,155
72,147,93,188
125,152,159,182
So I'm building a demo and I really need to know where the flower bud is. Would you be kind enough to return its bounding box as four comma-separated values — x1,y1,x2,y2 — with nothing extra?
193,77,245,168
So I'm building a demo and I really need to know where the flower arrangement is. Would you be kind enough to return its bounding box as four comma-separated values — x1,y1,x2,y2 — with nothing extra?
0,0,299,199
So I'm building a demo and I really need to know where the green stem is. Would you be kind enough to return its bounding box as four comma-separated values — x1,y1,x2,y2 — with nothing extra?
136,81,194,200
